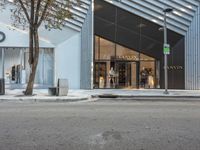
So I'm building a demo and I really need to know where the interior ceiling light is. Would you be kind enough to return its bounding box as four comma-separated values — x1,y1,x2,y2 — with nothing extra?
94,4,103,11
137,23,146,28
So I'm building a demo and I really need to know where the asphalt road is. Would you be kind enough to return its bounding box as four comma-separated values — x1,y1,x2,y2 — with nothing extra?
0,100,200,150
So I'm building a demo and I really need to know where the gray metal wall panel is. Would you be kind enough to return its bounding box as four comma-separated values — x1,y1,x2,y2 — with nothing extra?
80,1,94,89
185,4,200,90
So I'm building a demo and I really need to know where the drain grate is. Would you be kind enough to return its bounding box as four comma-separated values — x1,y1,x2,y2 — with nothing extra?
98,94,119,98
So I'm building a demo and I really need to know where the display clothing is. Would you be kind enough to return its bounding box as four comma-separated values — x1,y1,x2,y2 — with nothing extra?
148,75,154,88
109,67,117,88
99,76,105,88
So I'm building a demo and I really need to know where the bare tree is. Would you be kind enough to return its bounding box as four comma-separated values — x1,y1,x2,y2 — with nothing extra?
0,0,80,95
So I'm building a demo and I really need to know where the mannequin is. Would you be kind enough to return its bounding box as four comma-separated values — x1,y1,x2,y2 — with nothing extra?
109,67,116,88
109,67,115,76
148,70,154,88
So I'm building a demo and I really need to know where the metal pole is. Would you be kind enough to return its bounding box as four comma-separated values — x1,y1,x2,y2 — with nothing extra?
163,12,169,94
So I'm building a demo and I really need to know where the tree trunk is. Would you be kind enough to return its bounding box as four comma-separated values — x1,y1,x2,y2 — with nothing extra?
29,26,34,65
24,28,39,95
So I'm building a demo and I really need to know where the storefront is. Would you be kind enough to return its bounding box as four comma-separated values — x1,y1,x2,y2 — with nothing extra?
94,36,160,89
0,47,54,88
2,0,195,90
93,0,185,89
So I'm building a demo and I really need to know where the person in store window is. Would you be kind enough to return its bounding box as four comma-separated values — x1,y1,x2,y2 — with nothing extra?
140,67,148,88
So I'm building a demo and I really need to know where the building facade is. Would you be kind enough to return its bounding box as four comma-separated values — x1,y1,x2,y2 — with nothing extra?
1,0,200,90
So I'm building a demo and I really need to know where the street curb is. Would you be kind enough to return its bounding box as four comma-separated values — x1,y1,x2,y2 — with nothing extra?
92,95,200,102
1,94,200,103
0,96,90,103
94,98,200,102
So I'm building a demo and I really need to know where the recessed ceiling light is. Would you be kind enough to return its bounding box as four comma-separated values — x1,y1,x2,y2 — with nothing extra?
137,23,146,28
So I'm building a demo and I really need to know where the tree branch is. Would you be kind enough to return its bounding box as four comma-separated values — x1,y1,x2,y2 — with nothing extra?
37,0,52,27
35,0,42,23
17,0,30,23
30,0,34,26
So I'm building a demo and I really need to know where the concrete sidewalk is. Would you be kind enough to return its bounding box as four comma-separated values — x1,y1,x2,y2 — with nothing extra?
0,89,90,103
0,89,200,102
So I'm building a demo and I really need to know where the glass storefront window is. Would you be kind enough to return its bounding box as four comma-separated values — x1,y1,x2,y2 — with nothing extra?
0,47,54,87
99,38,115,60
4,48,21,84
43,49,54,85
140,53,155,61
116,45,139,61
94,62,107,88
29,48,54,85
95,36,99,60
94,36,159,89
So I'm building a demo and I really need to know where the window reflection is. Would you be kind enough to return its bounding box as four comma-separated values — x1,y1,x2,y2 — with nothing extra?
116,45,139,61
140,53,154,61
99,38,115,60
95,36,99,60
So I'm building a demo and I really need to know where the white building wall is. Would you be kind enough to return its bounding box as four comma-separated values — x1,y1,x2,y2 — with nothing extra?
55,33,81,89
0,5,54,48
0,23,55,48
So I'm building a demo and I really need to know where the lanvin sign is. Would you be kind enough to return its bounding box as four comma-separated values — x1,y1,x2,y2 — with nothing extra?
167,66,184,70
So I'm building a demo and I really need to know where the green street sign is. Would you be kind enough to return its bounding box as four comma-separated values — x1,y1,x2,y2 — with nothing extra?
163,44,170,55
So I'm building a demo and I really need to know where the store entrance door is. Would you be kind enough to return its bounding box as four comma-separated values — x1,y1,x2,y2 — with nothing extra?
116,61,139,89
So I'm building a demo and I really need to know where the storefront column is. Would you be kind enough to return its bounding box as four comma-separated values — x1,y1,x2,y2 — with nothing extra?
1,48,5,79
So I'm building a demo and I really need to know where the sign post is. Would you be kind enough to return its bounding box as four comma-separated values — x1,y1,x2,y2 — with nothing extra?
163,8,173,94
163,44,170,55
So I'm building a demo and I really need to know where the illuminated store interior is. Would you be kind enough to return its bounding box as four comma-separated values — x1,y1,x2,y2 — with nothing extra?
94,36,159,89
0,48,54,88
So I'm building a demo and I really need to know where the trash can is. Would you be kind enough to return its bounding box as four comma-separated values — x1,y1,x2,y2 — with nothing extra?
48,87,58,96
57,79,68,96
0,78,5,95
